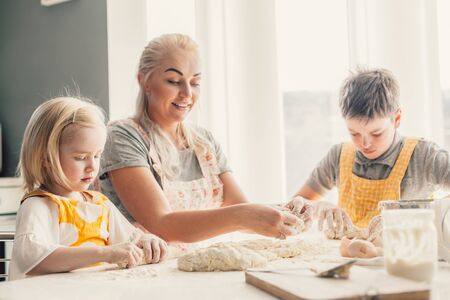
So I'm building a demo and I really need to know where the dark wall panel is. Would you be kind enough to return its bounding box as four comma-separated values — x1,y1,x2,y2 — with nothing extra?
0,0,109,177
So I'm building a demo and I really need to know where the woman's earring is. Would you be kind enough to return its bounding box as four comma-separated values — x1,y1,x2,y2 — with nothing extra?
145,85,151,96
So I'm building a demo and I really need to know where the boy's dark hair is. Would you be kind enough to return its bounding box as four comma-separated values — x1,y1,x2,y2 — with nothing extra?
339,68,399,119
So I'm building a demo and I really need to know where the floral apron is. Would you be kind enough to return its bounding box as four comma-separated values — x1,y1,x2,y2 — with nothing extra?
125,119,224,249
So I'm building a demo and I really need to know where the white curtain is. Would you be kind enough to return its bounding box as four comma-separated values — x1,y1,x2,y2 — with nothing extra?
348,0,444,144
107,0,287,203
195,0,286,203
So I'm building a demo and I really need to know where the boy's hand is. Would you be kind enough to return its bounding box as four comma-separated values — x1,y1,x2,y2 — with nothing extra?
366,215,383,242
137,234,168,264
314,201,353,239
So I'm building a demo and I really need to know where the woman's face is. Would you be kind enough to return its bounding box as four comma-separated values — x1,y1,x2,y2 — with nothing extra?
143,49,201,129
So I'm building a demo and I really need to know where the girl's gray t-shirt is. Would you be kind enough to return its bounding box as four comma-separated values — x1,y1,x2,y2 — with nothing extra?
99,120,231,221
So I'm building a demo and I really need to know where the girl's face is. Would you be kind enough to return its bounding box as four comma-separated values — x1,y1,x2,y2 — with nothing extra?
141,49,201,130
345,112,401,160
58,125,106,196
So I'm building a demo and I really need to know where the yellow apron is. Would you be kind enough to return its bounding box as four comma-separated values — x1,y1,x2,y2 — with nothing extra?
338,138,419,227
22,190,109,247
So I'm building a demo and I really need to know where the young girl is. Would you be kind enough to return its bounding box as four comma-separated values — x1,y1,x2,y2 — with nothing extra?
9,97,167,281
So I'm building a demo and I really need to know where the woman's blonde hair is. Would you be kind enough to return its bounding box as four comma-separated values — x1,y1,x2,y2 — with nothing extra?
19,97,106,194
134,33,211,179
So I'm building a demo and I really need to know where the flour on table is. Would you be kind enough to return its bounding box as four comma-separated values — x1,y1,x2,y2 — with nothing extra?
69,264,158,281
177,238,333,272
237,239,276,251
97,266,157,280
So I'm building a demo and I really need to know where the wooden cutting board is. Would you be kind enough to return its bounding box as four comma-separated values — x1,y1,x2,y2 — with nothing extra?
245,264,430,300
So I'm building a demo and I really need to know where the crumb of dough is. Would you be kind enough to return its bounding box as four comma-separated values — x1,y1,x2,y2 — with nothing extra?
178,243,268,272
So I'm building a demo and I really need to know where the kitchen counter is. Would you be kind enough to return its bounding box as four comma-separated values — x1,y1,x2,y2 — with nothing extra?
0,232,450,300
0,214,16,232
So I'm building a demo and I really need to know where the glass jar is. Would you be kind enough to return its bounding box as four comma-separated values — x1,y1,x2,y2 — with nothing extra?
382,208,437,282
378,199,433,210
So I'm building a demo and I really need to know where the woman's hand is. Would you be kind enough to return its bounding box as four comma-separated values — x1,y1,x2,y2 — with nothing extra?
284,196,314,232
366,215,383,242
137,233,168,264
240,203,303,239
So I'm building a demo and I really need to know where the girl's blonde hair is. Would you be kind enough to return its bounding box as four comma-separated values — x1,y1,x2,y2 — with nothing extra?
19,97,106,194
134,33,211,179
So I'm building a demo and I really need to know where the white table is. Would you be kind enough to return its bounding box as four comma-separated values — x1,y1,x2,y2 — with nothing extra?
0,259,275,300
1,235,450,300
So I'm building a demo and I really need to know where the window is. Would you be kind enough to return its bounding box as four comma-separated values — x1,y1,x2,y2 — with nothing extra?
438,0,450,149
276,0,349,197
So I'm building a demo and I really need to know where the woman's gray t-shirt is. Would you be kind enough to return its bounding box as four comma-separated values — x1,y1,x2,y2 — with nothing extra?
99,119,231,221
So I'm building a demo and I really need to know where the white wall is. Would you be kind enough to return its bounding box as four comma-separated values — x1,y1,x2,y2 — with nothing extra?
146,0,196,39
222,0,286,202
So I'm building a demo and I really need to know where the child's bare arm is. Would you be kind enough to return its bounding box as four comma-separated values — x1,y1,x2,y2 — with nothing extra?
293,184,323,200
27,243,143,275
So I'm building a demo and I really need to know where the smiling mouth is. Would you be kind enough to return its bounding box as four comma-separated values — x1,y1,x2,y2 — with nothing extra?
172,102,191,109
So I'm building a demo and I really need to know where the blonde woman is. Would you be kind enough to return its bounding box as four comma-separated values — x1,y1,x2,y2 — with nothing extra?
99,34,301,246
10,97,167,281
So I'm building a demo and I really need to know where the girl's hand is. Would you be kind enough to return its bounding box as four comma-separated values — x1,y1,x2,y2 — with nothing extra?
103,242,144,268
137,234,168,264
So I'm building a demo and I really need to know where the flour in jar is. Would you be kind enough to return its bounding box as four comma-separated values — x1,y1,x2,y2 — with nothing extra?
382,209,438,282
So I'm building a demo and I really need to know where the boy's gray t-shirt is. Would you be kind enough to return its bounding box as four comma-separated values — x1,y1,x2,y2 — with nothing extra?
306,134,450,200
99,120,231,221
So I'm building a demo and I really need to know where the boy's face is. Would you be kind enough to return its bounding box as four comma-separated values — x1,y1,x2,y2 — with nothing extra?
345,112,401,160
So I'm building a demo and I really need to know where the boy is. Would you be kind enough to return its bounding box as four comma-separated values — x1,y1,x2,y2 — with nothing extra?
288,68,450,239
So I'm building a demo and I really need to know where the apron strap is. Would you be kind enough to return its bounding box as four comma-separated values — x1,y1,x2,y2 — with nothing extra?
117,118,165,179
339,142,356,183
387,138,419,185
